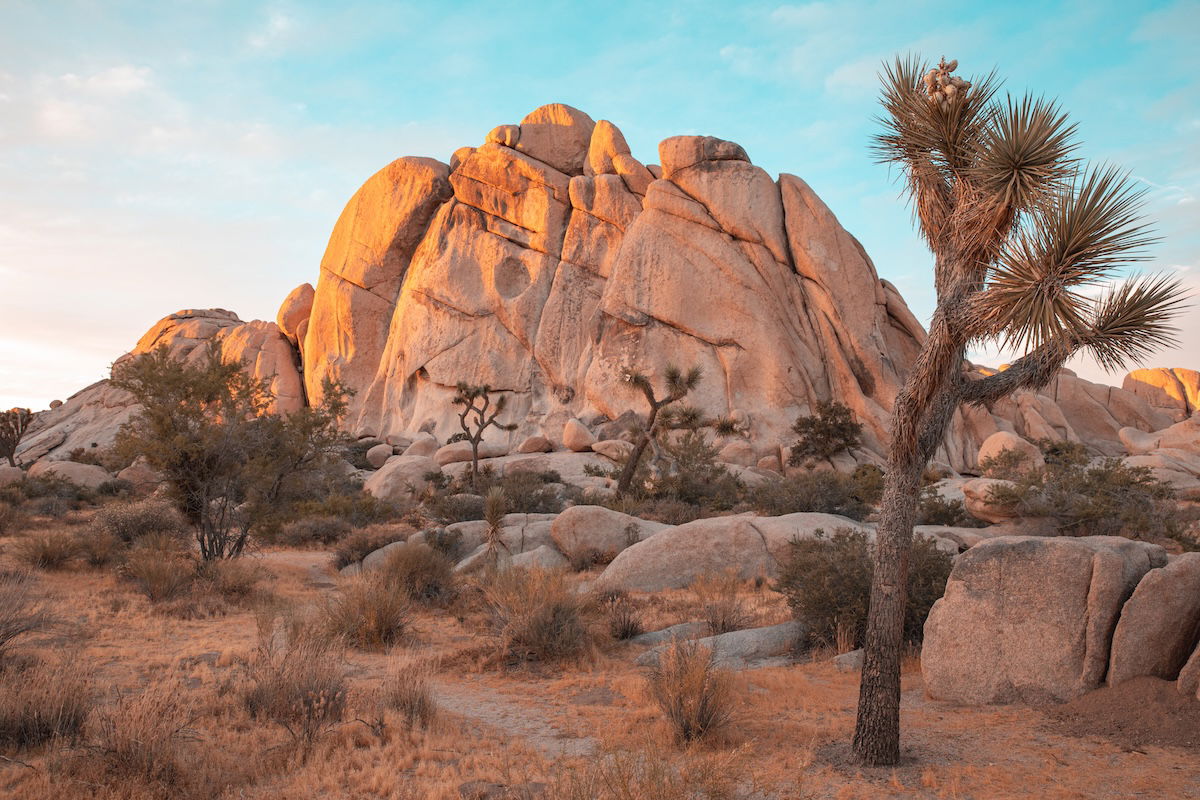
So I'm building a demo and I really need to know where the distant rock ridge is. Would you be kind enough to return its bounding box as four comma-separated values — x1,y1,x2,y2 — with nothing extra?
14,103,1194,476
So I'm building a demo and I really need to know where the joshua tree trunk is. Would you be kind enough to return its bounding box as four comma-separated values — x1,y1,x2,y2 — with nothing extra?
4,455,13,468
617,406,660,495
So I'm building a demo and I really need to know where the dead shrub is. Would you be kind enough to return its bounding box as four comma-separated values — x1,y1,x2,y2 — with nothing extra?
600,590,643,641
321,571,410,650
0,502,26,535
548,744,751,800
11,531,79,570
692,570,750,635
122,547,195,603
243,613,348,746
0,570,51,658
483,567,592,663
0,653,93,749
647,639,734,743
380,541,455,604
195,558,265,605
90,498,184,545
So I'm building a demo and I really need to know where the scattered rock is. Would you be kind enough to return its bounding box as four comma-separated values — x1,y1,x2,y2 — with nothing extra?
116,457,163,492
717,440,756,466
510,544,570,571
366,443,395,469
590,439,633,462
629,621,707,646
833,649,864,672
562,419,595,452
516,435,553,453
403,434,439,458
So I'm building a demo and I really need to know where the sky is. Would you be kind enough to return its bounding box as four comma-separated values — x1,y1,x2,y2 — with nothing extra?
0,0,1197,410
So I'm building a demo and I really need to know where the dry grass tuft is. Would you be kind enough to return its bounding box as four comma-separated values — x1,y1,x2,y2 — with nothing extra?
90,498,184,545
0,653,93,749
599,590,643,641
11,531,80,570
363,654,438,735
0,570,51,658
548,744,753,800
243,612,348,746
321,571,410,650
195,558,266,605
693,570,750,635
380,541,455,604
87,680,196,788
647,639,735,743
122,547,194,602
482,566,592,664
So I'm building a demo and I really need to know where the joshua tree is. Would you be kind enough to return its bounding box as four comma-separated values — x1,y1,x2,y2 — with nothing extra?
853,55,1187,765
615,366,703,495
452,383,517,492
0,408,33,468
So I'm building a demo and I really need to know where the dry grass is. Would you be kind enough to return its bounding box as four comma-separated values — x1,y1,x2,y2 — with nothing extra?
122,547,194,602
364,654,439,734
548,744,754,800
380,541,456,604
0,569,51,657
322,571,411,650
647,639,735,743
482,567,593,664
692,570,750,635
11,531,80,570
87,680,196,788
244,612,349,746
599,590,644,641
0,653,93,749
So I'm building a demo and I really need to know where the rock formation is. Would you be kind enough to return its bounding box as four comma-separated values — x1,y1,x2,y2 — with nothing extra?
13,103,1196,479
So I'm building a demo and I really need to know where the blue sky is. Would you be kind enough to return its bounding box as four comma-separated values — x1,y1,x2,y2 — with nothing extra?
0,0,1196,409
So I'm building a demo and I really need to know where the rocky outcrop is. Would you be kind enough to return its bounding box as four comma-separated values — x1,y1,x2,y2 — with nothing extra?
1107,553,1200,686
1120,415,1200,499
1123,368,1200,422
921,535,1167,704
27,459,113,489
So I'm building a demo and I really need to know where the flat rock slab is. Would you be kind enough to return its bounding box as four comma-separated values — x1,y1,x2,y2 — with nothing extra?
635,620,805,669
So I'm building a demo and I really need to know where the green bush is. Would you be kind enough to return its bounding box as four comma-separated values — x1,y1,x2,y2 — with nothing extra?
651,430,743,511
775,527,952,649
788,401,863,466
915,485,983,527
750,471,872,520
986,453,1188,540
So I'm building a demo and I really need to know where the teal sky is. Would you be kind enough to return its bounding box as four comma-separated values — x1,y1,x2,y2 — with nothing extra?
1,0,1197,409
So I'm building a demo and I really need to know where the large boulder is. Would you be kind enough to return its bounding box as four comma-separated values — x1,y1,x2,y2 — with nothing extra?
922,535,1167,704
594,512,872,592
362,455,441,504
365,443,395,469
977,431,1044,474
1108,553,1200,686
549,505,669,564
515,103,596,176
434,440,508,466
962,478,1021,524
28,459,113,490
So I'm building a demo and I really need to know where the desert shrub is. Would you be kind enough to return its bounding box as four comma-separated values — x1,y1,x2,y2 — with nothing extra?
12,531,79,570
0,475,90,507
788,401,863,466
95,478,134,497
322,571,410,650
601,591,643,641
595,494,704,525
0,571,51,659
195,558,265,605
88,681,194,788
850,463,885,505
987,454,1187,539
424,491,485,523
915,485,983,527
0,654,93,749
651,430,743,511
343,439,377,470
243,614,348,745
647,639,734,743
122,546,194,602
91,497,185,545
750,470,872,520
0,503,24,535
1037,437,1090,467
67,446,104,466
332,525,408,570
293,491,399,529
367,655,438,733
977,447,1031,479
76,531,122,567
482,567,592,663
379,542,455,604
424,468,563,522
424,527,464,560
775,527,952,649
278,515,352,547
692,571,750,635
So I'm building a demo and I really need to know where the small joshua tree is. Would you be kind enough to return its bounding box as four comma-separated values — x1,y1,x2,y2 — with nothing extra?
1,408,33,468
789,401,864,467
615,366,703,495
452,384,517,492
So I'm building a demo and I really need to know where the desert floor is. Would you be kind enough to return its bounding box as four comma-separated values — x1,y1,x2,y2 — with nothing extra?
2,519,1198,800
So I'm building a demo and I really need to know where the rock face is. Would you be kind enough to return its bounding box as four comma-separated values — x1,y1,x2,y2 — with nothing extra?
922,535,1166,704
15,103,1195,476
1108,553,1200,686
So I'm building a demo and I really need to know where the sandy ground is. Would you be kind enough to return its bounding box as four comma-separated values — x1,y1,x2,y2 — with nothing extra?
2,532,1199,800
